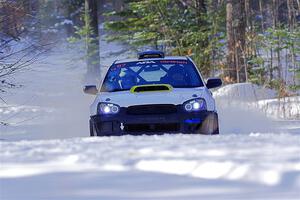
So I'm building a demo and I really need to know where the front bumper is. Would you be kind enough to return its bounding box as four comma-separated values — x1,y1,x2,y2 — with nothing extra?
90,106,217,136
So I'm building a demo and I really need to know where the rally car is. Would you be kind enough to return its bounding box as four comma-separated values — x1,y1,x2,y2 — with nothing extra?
84,50,222,136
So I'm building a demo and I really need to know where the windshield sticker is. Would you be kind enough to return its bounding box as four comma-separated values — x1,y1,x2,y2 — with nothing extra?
136,61,156,65
116,63,126,68
160,60,188,64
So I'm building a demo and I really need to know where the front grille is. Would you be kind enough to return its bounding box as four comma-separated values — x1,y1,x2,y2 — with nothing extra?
125,123,180,132
126,104,177,115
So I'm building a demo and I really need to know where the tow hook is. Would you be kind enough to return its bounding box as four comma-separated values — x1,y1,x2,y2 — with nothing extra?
120,123,124,130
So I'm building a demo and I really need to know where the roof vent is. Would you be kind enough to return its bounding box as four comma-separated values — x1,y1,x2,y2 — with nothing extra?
138,50,165,59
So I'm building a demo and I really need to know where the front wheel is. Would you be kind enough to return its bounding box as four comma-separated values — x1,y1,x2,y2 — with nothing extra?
89,120,97,137
198,112,219,135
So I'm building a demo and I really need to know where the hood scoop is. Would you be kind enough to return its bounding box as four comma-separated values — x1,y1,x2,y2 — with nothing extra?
130,84,173,93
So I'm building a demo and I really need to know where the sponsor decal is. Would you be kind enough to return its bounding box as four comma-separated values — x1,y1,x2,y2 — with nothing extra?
110,63,126,71
160,60,188,64
116,63,126,68
136,61,156,65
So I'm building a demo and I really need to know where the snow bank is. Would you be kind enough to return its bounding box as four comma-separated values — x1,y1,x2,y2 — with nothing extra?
214,83,300,121
257,96,300,119
213,82,277,102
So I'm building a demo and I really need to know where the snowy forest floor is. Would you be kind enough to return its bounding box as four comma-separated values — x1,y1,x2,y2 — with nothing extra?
0,38,300,200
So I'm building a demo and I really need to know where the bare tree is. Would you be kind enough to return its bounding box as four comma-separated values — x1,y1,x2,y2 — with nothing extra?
0,1,49,98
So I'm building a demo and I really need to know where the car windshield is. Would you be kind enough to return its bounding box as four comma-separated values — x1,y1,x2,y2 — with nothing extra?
101,59,204,92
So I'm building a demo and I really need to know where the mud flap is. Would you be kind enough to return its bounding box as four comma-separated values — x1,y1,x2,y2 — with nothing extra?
199,112,219,135
89,119,97,137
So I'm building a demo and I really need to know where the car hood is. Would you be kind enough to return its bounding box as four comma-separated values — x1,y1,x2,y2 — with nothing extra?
95,87,206,107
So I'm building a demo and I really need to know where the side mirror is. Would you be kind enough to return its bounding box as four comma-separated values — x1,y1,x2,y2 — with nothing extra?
206,78,222,89
83,85,98,95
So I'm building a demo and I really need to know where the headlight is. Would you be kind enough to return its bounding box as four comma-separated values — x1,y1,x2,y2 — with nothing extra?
98,103,120,114
183,98,206,112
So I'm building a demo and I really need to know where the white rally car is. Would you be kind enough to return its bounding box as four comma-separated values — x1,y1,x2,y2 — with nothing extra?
84,51,222,136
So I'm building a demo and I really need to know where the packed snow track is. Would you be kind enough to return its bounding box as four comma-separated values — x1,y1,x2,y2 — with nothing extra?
1,133,300,200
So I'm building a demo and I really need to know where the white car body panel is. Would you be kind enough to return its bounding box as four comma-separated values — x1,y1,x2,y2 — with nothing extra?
90,87,216,116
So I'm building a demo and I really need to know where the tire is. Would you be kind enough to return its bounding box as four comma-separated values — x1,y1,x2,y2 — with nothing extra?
199,112,219,135
89,119,97,137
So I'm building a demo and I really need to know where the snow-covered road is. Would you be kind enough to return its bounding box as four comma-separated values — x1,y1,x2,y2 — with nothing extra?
1,134,300,200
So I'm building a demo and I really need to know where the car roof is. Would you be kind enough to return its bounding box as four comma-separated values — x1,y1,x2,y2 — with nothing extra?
114,56,189,64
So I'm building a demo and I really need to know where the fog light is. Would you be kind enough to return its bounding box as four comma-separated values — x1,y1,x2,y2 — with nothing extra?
184,103,193,111
111,106,119,113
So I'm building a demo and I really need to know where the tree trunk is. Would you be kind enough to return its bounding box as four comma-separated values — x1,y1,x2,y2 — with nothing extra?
194,0,207,26
85,0,100,84
245,0,250,29
226,0,236,82
287,0,297,86
196,0,206,13
210,0,220,77
287,0,295,30
236,0,246,82
297,0,300,13
271,0,282,80
259,0,264,32
226,0,246,83
112,0,124,12
272,0,278,29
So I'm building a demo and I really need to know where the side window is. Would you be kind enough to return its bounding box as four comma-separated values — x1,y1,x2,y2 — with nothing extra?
119,68,138,89
102,68,121,92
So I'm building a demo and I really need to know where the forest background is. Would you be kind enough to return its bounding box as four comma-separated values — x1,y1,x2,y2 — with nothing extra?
1,0,299,98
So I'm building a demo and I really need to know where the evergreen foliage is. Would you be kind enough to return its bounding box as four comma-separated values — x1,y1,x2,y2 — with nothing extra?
103,0,299,94
104,0,226,76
